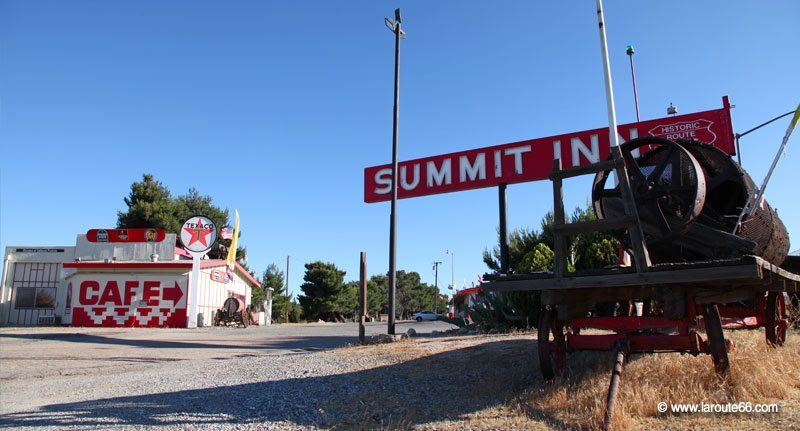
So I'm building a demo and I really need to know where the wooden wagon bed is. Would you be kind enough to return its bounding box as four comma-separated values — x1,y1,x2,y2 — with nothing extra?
483,255,800,295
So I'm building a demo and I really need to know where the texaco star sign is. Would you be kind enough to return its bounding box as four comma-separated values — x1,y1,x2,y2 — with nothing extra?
179,215,217,254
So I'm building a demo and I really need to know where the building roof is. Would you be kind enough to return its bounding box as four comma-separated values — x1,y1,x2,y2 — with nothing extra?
454,287,480,297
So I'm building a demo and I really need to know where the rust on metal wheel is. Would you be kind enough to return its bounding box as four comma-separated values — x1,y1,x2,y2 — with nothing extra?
702,304,729,375
765,292,788,346
538,309,566,381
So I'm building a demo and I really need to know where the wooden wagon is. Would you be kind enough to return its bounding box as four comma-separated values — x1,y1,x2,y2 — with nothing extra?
482,136,798,429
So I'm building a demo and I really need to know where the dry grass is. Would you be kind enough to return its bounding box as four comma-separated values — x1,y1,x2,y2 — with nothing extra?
517,329,800,430
324,329,800,430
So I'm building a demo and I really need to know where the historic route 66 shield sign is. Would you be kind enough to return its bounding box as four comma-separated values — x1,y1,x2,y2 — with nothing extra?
179,215,217,254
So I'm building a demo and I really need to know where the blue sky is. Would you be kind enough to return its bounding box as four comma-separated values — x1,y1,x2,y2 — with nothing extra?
2,1,799,298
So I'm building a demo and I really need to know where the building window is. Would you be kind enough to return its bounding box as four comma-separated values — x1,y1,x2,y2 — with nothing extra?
12,263,59,309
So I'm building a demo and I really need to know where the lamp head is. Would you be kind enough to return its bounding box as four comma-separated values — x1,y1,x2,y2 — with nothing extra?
667,103,678,115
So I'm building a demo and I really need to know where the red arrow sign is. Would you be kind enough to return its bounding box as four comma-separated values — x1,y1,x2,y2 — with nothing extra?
162,281,184,304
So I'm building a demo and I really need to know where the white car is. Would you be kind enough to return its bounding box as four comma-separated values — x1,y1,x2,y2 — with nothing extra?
412,310,439,322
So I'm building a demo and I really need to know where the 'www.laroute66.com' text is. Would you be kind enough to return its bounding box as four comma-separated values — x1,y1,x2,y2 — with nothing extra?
657,401,779,414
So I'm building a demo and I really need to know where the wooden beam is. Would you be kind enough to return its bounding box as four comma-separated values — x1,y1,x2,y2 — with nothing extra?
548,158,622,180
485,263,761,292
554,216,637,235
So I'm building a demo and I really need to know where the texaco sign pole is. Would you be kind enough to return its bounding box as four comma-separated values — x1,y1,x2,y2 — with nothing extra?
179,215,217,328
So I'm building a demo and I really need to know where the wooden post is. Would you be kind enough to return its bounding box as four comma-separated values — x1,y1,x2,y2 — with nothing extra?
359,251,367,344
552,159,567,279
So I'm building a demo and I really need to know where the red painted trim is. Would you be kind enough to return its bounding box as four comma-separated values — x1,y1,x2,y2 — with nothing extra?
63,262,193,269
174,247,193,259
569,316,688,333
567,333,702,353
199,260,261,288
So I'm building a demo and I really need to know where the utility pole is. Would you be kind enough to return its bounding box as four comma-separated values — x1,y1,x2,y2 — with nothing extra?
385,8,405,335
432,261,442,312
284,255,290,324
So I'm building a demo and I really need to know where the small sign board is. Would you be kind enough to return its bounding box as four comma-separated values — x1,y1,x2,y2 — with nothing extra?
211,269,230,284
86,228,166,243
179,216,217,254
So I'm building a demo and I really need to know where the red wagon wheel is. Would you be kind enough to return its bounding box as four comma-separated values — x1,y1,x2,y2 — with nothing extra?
538,309,566,381
765,292,788,346
702,304,729,375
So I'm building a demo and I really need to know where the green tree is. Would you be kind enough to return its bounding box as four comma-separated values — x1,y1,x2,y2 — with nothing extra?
117,174,244,261
368,271,447,319
484,206,618,274
482,205,620,327
288,299,303,323
298,261,350,322
367,274,388,318
117,174,180,232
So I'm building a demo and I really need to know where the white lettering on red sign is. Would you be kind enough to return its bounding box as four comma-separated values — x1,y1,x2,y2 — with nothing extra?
372,145,531,196
71,275,186,327
364,103,734,203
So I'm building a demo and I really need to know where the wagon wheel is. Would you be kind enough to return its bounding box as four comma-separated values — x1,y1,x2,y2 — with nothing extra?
592,137,706,245
241,309,249,328
765,292,788,346
702,304,729,375
538,309,566,381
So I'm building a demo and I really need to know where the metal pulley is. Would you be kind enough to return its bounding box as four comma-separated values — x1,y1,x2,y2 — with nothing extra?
592,137,790,265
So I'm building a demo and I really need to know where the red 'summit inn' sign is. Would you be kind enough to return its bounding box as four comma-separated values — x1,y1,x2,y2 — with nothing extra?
364,97,734,203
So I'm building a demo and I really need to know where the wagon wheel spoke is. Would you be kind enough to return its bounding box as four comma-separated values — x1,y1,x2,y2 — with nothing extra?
646,146,678,183
596,188,622,199
649,185,695,198
622,151,647,183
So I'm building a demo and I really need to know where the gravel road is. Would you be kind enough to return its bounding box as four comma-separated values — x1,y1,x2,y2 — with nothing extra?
0,321,465,430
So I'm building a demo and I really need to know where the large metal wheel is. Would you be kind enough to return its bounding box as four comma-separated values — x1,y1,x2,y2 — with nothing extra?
702,304,729,375
537,309,566,381
593,137,706,245
765,292,788,346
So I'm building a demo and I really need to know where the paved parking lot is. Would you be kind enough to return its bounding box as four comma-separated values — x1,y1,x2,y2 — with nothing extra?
0,320,455,381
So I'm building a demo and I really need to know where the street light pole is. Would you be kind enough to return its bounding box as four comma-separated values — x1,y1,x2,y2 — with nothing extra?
385,8,404,335
284,255,290,324
446,249,454,290
626,45,640,123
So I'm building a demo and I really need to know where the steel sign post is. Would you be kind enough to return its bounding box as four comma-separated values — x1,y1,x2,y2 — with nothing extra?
179,215,217,328
385,8,404,335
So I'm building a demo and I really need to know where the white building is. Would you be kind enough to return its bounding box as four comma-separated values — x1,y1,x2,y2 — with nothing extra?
1,232,266,327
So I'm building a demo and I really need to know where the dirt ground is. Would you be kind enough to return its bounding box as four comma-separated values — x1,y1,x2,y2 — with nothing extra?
2,324,800,430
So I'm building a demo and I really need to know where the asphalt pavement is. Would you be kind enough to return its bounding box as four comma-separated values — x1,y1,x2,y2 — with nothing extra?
0,320,456,381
